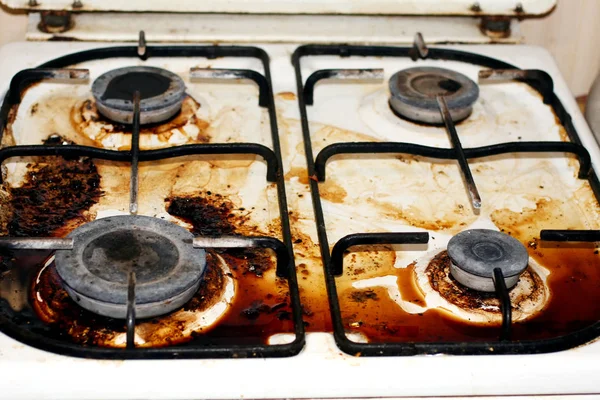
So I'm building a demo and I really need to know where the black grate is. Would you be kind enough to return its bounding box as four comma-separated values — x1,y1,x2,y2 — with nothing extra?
292,43,600,356
0,44,305,359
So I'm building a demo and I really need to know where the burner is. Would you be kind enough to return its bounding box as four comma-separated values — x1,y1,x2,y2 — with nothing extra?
447,229,529,292
55,215,207,319
92,66,186,125
417,250,548,323
389,67,479,124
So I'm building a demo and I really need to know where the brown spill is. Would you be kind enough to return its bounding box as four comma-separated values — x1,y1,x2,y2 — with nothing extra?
334,247,501,343
32,252,227,347
319,180,347,204
166,194,294,345
335,194,600,343
397,262,426,307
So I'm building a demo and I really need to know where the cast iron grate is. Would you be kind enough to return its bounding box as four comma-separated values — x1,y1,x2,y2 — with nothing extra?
0,41,305,359
292,41,600,356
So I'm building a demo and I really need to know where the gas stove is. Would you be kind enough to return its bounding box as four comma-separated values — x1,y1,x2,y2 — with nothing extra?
2,1,600,399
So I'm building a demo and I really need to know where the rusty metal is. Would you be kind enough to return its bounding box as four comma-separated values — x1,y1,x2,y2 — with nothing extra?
126,271,136,350
480,16,512,39
38,11,74,34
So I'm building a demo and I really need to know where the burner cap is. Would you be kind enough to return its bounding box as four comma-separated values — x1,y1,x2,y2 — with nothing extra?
55,215,206,319
447,229,529,292
389,67,479,124
92,66,186,125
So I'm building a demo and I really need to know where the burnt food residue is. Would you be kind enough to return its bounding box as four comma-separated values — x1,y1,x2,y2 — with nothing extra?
4,135,102,237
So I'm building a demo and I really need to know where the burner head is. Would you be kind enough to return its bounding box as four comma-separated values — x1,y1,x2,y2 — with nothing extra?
447,229,529,292
389,67,479,124
92,66,186,125
55,215,206,319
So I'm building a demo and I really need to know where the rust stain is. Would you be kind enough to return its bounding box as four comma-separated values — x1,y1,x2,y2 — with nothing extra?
284,167,309,185
276,92,297,101
313,125,380,146
319,180,347,203
366,198,470,232
490,198,580,239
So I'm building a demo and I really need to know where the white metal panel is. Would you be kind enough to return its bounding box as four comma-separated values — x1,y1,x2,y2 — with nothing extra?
2,0,556,16
25,13,523,44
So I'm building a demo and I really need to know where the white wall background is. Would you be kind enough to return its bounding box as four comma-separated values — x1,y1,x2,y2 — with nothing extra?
521,0,600,96
1,0,599,96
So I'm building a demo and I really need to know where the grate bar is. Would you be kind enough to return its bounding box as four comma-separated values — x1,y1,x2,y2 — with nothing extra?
303,68,384,105
193,236,290,278
190,67,270,107
126,271,136,350
492,268,512,341
129,91,141,215
437,95,482,209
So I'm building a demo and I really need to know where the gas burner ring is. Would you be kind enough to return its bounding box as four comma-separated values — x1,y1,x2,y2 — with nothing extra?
92,66,186,125
389,66,479,124
55,215,206,319
447,229,529,292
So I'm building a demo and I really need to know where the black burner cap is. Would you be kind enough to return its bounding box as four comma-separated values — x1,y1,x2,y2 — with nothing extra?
92,66,186,125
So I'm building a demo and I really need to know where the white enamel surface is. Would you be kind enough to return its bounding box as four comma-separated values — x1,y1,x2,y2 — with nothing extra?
24,13,522,44
1,41,600,399
3,0,556,16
